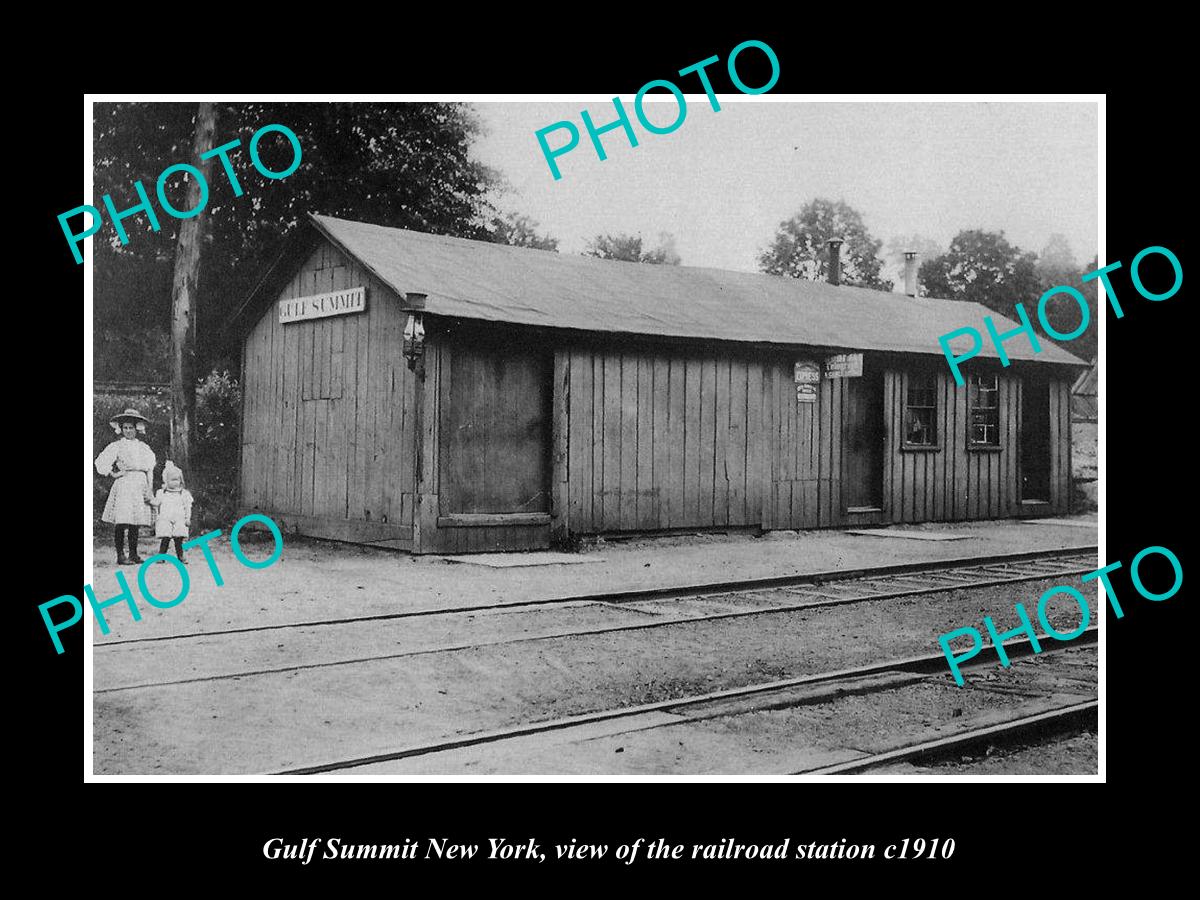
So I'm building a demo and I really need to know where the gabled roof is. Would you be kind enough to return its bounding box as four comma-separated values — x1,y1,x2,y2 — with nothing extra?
245,213,1087,367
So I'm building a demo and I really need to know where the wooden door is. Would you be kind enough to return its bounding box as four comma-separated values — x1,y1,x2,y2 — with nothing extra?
842,367,885,510
1021,376,1051,501
438,339,552,515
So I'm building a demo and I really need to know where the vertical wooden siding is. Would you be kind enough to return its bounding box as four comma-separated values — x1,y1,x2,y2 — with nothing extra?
764,358,820,529
1047,377,1073,513
562,348,1074,537
240,241,418,539
882,369,1072,523
565,345,766,533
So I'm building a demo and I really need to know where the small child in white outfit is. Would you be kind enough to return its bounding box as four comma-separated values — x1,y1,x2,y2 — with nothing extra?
150,460,194,563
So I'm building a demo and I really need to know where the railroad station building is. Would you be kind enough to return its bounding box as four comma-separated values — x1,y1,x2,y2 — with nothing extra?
230,214,1086,554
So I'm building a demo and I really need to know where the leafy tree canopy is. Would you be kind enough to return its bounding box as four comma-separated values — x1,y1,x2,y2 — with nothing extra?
488,212,559,251
758,198,892,291
92,102,503,369
1035,236,1097,363
584,232,681,265
918,229,1041,314
920,229,1098,362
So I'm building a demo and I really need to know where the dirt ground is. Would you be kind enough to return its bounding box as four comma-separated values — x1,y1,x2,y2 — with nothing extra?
93,569,1101,774
87,516,1098,643
876,728,1099,775
351,647,1097,776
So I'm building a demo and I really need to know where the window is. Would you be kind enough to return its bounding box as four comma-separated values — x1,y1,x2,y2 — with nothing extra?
968,374,1000,446
904,373,938,446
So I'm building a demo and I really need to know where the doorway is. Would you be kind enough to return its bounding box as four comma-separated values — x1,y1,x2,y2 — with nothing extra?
843,365,885,511
438,336,552,516
1021,377,1051,502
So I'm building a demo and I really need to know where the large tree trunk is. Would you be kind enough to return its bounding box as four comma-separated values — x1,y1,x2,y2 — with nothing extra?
169,102,217,472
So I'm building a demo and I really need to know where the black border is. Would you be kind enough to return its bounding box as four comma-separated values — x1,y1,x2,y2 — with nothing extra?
23,27,1189,885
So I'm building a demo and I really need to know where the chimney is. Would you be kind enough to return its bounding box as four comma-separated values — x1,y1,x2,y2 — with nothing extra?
903,251,918,297
827,237,844,286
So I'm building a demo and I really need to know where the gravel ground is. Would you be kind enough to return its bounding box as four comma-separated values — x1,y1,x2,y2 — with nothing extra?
88,517,1097,643
93,574,1100,774
353,646,1098,775
874,728,1099,775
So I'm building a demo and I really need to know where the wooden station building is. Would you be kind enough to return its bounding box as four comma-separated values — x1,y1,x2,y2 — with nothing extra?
230,214,1086,554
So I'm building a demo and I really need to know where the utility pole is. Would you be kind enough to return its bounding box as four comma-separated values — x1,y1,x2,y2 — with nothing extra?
169,101,217,471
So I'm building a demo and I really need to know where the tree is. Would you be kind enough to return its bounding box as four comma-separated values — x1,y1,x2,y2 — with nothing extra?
1036,233,1077,285
488,212,558,251
168,101,217,473
1036,236,1097,363
92,102,501,371
885,234,943,294
918,229,1041,316
584,232,681,265
758,198,892,290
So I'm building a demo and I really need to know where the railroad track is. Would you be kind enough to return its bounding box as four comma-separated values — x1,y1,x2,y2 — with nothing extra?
96,545,1097,647
268,629,1098,775
94,547,1099,694
798,701,1098,775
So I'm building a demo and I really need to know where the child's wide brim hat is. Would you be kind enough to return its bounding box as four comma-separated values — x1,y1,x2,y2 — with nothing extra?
109,408,149,434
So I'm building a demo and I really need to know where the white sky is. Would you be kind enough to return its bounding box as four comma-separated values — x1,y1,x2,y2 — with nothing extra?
471,100,1098,288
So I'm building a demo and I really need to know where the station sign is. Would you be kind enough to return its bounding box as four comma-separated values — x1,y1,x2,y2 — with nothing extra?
279,286,366,324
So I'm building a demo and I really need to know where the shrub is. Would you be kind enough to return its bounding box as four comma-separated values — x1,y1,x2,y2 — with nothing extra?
192,370,242,528
195,370,241,469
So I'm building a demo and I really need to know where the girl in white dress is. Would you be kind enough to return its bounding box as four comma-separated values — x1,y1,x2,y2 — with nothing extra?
94,408,157,565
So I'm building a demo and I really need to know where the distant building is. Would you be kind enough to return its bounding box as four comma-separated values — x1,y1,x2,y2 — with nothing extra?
1071,360,1098,509
229,214,1087,553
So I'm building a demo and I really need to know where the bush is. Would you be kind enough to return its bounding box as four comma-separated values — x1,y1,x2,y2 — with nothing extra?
192,370,242,528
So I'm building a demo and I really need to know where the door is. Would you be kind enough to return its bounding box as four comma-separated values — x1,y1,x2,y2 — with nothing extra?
842,365,885,510
438,337,552,516
1021,377,1051,501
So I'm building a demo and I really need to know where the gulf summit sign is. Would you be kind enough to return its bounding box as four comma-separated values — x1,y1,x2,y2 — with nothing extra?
279,286,366,324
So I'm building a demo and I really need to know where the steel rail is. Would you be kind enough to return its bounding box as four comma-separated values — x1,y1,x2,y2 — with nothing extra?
797,700,1098,775
95,560,1099,694
95,544,1098,648
265,628,1098,775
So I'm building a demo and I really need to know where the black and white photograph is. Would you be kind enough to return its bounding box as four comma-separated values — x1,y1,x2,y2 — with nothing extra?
83,96,1103,779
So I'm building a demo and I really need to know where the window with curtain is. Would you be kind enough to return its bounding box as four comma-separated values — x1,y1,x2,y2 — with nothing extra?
968,373,1000,446
904,373,938,447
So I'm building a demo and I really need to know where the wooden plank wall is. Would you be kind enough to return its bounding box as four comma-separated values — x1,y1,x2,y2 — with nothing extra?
565,345,766,534
764,358,820,529
880,369,1073,523
561,347,1075,538
1048,377,1073,514
240,241,418,543
817,375,846,527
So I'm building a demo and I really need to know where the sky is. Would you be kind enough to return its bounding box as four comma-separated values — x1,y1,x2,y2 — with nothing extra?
471,100,1098,289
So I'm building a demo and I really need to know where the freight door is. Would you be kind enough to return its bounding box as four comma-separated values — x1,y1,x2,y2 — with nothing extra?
438,338,552,516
